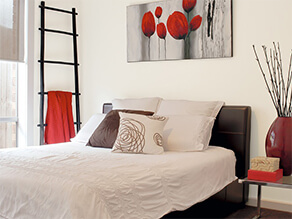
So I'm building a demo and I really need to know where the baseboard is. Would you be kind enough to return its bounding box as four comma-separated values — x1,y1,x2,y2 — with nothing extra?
247,198,292,213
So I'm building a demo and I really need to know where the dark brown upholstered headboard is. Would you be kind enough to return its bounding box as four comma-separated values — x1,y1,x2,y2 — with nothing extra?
210,106,251,205
102,103,251,204
210,106,251,179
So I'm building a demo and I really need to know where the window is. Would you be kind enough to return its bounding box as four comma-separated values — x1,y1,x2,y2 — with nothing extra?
0,61,18,148
0,0,28,148
0,0,24,62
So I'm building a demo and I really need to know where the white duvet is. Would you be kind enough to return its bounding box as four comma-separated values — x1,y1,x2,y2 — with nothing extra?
0,143,236,219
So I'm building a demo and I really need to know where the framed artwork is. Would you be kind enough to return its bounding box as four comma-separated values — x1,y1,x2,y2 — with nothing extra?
127,0,232,62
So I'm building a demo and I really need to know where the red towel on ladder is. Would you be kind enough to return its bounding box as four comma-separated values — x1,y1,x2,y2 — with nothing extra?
44,91,76,144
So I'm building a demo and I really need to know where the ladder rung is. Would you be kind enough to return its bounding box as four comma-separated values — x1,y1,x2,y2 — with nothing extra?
37,124,47,127
39,5,78,15
39,28,78,37
38,60,79,66
37,122,82,127
38,92,81,95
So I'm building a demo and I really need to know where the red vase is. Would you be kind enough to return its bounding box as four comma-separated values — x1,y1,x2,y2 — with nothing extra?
265,117,292,176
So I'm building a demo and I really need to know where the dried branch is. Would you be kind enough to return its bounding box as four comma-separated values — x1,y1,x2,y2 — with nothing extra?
288,88,292,116
276,42,283,74
277,42,286,113
253,45,280,116
253,43,292,117
262,46,278,98
271,43,284,115
284,51,292,115
270,49,277,90
272,50,281,106
263,45,282,115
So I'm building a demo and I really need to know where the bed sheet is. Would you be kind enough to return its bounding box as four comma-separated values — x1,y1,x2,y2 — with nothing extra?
0,143,236,219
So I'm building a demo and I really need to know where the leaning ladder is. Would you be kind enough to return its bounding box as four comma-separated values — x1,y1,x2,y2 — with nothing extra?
38,1,81,145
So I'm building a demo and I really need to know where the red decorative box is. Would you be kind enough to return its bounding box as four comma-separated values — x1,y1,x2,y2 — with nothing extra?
248,169,283,182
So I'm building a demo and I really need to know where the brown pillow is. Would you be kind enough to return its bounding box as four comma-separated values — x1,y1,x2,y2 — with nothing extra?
86,110,154,148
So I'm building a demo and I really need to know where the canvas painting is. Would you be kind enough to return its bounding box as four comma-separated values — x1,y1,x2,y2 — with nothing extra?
127,0,232,62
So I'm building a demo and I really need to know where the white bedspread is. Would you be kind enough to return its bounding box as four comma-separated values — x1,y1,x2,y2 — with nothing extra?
0,143,236,219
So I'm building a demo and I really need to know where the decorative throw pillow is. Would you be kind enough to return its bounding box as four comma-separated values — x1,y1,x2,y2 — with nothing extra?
156,99,224,117
86,110,154,148
163,115,215,151
112,97,162,113
70,113,106,144
112,113,168,154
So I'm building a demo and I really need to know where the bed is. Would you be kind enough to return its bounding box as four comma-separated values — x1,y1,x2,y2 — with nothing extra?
0,101,251,219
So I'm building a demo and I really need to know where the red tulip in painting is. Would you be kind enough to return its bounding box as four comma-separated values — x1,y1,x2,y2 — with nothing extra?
167,0,202,58
140,0,202,60
190,15,202,31
142,11,155,38
142,11,155,59
182,0,197,13
155,6,162,19
157,23,167,39
167,12,188,40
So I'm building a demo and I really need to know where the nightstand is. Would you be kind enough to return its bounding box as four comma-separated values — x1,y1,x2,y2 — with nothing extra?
239,176,292,219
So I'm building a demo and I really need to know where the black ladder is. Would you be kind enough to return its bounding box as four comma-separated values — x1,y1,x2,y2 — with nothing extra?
38,1,81,145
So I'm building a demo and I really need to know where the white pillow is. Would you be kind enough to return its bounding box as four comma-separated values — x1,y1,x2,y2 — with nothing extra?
70,113,106,144
163,115,215,151
156,100,224,117
112,97,162,113
112,113,168,154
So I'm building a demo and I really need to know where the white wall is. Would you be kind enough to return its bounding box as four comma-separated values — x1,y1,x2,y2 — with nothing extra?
33,0,292,211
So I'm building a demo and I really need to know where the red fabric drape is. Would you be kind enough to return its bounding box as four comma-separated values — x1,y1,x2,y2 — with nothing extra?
44,91,75,144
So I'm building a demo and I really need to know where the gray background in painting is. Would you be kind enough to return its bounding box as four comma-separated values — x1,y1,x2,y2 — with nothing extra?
127,0,232,62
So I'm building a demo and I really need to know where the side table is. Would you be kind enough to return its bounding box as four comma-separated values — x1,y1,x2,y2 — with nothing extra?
239,175,292,219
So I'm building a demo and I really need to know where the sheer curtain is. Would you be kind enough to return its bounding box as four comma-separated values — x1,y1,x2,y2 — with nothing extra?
0,0,25,148
0,0,24,62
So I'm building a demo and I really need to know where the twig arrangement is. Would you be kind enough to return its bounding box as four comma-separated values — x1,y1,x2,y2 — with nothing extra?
253,42,292,117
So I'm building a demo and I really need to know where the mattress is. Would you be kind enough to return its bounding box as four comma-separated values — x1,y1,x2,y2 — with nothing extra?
0,143,236,219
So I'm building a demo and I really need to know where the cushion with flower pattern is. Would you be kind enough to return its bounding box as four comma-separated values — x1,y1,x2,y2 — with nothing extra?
112,113,168,154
